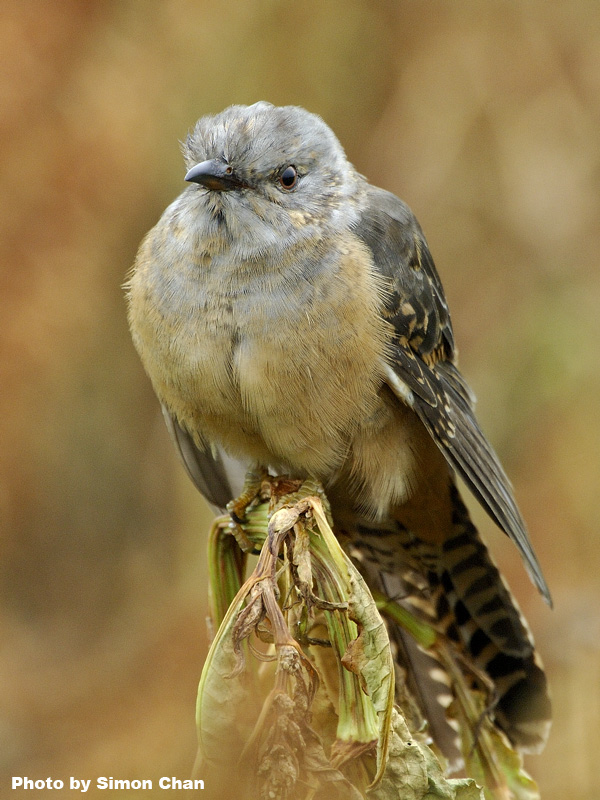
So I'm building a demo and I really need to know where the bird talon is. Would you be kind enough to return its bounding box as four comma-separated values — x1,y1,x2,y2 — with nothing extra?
227,506,247,526
226,466,271,525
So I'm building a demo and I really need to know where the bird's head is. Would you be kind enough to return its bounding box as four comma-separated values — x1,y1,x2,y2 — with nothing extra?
178,102,362,258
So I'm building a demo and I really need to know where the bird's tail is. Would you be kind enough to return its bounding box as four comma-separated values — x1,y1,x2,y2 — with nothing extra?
338,479,551,760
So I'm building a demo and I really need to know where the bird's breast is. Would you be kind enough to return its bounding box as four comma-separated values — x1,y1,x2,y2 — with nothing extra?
130,229,392,476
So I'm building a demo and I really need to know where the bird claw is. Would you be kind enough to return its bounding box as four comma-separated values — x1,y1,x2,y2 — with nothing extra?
226,466,270,524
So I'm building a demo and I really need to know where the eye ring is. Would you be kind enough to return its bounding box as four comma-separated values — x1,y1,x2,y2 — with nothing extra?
278,165,298,191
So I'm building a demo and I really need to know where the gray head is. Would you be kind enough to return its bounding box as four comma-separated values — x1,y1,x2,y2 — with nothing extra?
178,102,363,258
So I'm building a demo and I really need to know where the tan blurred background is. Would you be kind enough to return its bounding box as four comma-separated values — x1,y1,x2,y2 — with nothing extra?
1,1,598,798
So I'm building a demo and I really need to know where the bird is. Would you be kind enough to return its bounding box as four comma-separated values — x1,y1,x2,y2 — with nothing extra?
126,101,551,757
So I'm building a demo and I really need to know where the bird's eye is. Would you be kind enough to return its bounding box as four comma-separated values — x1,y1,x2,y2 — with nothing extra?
278,166,298,190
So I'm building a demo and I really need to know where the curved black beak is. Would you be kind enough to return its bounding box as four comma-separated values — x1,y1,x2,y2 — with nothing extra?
184,159,246,191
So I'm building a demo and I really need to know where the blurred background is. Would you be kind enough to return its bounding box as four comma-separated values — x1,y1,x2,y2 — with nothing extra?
1,1,598,797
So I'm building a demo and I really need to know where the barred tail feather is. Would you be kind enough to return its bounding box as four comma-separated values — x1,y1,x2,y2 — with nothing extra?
434,484,551,751
338,479,551,757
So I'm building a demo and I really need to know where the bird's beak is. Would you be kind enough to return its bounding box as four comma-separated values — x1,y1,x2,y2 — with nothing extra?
184,159,246,191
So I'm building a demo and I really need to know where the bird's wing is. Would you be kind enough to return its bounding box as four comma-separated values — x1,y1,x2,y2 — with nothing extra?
161,405,240,510
353,187,551,604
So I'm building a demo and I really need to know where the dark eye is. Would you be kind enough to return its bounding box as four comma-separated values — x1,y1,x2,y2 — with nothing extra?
278,165,298,190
